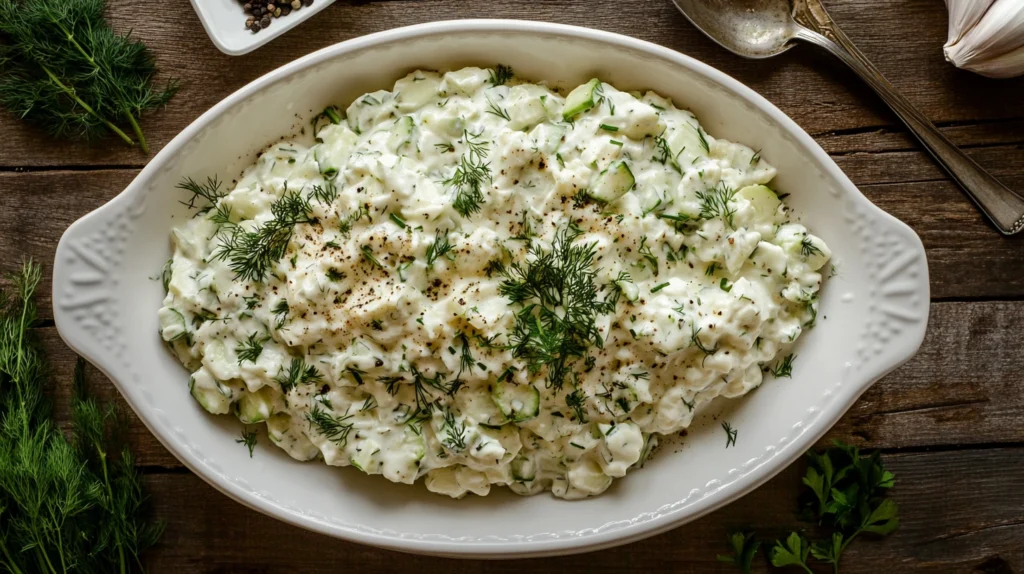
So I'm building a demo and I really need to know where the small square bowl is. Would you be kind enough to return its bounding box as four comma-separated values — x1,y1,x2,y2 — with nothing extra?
189,0,336,55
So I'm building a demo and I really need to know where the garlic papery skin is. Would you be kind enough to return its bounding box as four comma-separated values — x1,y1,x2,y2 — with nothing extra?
944,0,1024,78
944,0,995,46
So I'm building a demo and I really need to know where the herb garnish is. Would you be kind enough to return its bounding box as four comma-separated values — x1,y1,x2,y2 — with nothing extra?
719,442,899,574
236,332,268,364
722,421,738,447
306,404,354,447
178,176,226,214
445,130,491,218
236,428,258,457
497,224,613,390
425,228,454,268
800,236,823,258
308,181,339,205
696,183,738,228
440,407,468,452
0,261,164,572
488,64,514,86
212,189,315,282
768,353,796,378
276,356,322,393
0,0,177,152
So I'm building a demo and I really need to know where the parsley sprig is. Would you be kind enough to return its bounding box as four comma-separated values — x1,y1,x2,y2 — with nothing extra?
719,442,899,574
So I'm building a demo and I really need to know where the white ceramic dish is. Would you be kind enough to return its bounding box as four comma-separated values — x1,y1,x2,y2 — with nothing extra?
52,20,930,558
189,0,335,56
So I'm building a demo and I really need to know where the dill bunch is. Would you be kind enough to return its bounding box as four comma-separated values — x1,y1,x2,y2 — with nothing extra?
0,261,163,573
0,0,177,152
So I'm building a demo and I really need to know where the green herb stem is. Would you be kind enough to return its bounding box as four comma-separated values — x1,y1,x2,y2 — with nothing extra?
40,64,135,147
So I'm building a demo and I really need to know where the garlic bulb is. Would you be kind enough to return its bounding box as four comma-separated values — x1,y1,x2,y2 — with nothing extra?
944,0,1024,78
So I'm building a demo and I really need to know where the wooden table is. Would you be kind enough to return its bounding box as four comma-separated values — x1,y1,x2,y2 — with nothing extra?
3,0,1023,571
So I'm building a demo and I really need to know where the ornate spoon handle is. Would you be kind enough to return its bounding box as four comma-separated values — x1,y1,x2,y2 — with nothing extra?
792,0,1024,235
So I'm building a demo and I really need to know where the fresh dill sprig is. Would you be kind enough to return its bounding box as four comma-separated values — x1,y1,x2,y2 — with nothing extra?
235,332,268,364
306,404,354,447
426,228,454,268
0,261,164,573
488,64,514,86
236,428,258,457
360,245,388,273
652,135,682,174
308,181,339,205
722,421,738,448
486,100,511,121
445,130,491,218
434,141,455,153
637,236,659,276
212,189,315,282
178,176,226,213
497,224,612,390
276,356,322,393
695,125,710,154
690,322,719,364
800,236,823,258
338,205,370,237
768,353,796,378
565,385,588,423
696,183,737,228
440,407,468,452
0,0,177,152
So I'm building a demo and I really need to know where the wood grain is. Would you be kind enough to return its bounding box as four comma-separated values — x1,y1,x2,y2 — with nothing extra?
4,0,1024,569
138,448,1023,572
1,0,1024,167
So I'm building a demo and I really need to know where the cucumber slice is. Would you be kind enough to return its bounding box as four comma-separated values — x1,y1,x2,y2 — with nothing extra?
189,368,233,415
460,386,508,428
389,115,415,153
510,454,536,481
491,382,540,423
562,78,601,120
736,184,781,220
615,277,640,302
588,160,634,203
394,72,441,112
158,307,187,342
235,385,277,424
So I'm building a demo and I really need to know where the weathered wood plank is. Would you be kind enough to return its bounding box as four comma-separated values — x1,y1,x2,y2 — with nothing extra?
1,0,1023,167
30,300,1024,469
138,448,1023,572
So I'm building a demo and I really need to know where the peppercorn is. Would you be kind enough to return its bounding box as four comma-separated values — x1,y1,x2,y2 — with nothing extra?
281,5,291,15
267,3,275,11
260,15,271,27
291,0,301,8
250,20,261,31
302,0,313,6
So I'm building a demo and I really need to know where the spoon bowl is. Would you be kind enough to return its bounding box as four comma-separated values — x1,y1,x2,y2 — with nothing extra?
672,0,801,58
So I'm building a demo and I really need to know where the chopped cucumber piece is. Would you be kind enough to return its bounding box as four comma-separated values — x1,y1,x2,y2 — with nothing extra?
394,72,441,112
189,368,233,415
491,381,540,422
461,387,508,428
510,454,536,481
736,184,781,220
158,307,187,342
562,78,601,120
235,385,277,424
588,160,634,203
615,277,640,302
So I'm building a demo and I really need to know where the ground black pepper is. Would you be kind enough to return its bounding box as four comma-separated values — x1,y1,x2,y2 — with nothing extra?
239,0,313,33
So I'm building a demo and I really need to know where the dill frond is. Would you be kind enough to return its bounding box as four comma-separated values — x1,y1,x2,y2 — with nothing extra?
0,0,177,151
212,189,315,282
488,64,514,86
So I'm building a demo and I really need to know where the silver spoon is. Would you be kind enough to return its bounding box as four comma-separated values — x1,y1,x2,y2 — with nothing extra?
670,0,1024,235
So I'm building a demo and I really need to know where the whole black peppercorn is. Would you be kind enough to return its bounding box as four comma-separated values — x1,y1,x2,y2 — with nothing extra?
260,15,271,27
250,20,261,31
302,0,313,6
281,6,291,15
243,3,252,12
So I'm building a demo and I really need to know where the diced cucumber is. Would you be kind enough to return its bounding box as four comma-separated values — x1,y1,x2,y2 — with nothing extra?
460,387,508,428
189,368,233,415
491,381,540,422
530,122,565,154
266,413,320,461
394,72,441,112
736,184,781,220
588,160,634,203
505,85,550,130
314,123,359,178
510,454,536,481
562,78,601,120
566,459,613,497
615,277,640,302
158,307,188,342
235,385,277,424
349,439,380,473
389,115,415,153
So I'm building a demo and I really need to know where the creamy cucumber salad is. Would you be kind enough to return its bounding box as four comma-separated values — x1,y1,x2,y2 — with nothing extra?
159,66,830,499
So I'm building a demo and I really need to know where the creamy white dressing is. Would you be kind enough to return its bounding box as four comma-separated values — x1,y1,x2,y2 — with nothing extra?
159,67,831,499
